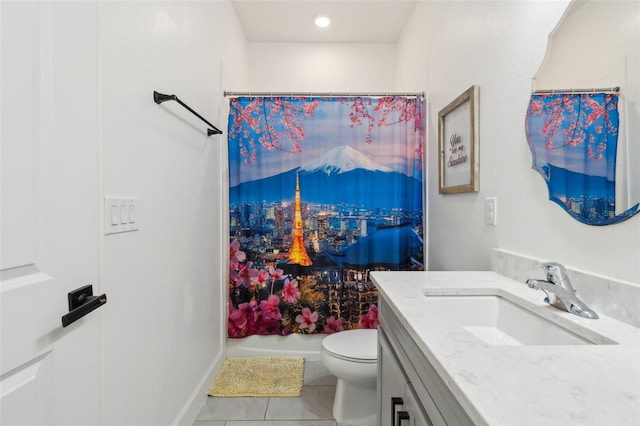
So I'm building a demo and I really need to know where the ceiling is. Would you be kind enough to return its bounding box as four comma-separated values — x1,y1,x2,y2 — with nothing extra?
230,0,418,43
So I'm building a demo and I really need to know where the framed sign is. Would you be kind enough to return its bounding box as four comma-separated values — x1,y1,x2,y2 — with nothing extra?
438,85,479,194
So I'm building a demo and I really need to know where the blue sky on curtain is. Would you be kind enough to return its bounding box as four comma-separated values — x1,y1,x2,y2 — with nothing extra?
227,96,424,337
526,92,638,225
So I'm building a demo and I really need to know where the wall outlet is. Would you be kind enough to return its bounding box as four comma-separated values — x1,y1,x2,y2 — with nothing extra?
485,197,497,226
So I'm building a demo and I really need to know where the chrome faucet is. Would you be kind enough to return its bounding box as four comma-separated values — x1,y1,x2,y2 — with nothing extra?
526,262,599,319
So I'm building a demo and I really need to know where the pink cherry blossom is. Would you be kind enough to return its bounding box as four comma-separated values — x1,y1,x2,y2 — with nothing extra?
295,307,319,333
228,97,322,164
229,239,246,266
324,316,345,334
256,318,281,335
269,266,285,281
259,294,282,321
360,304,379,329
529,93,618,160
229,263,239,283
233,261,258,288
282,278,300,304
228,300,259,338
228,97,423,164
256,269,269,286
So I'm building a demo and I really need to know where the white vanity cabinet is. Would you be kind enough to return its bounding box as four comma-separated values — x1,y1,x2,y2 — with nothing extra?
377,298,474,426
379,328,431,425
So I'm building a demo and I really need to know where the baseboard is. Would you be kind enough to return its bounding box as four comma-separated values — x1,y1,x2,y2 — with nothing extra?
172,351,224,426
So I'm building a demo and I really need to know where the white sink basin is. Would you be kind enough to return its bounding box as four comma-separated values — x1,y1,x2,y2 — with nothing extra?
422,289,615,346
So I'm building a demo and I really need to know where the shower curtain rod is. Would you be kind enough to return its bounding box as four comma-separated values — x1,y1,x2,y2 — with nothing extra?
532,86,620,94
224,91,425,99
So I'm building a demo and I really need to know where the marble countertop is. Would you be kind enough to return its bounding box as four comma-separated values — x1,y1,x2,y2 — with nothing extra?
370,271,640,426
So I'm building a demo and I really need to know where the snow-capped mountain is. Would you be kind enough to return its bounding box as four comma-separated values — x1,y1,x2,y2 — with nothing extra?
230,146,421,209
299,145,392,175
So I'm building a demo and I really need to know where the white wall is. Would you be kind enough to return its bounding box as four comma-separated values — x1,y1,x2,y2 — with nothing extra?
247,43,397,92
98,1,248,424
395,1,640,283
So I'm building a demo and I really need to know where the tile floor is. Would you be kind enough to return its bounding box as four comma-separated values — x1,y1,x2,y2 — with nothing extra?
193,360,353,426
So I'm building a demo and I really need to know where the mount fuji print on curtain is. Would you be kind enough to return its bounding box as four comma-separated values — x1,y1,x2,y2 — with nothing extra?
230,145,420,208
227,96,424,337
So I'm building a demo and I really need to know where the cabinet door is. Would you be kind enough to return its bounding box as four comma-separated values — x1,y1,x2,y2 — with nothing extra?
402,383,433,426
378,329,409,426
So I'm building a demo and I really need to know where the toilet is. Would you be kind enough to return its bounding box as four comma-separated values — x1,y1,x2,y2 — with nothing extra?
321,329,378,426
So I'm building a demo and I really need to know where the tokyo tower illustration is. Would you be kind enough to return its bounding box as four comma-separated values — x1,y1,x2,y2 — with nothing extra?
289,172,313,266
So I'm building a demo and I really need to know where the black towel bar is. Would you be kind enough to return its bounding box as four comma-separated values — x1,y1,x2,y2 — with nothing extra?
153,91,223,136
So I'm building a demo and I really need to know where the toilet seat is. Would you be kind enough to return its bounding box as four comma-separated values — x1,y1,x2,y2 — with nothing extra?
322,329,377,363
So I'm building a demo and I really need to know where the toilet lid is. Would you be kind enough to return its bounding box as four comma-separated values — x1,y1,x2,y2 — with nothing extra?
322,329,377,361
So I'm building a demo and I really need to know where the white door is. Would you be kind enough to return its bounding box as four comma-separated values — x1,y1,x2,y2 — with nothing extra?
1,1,102,424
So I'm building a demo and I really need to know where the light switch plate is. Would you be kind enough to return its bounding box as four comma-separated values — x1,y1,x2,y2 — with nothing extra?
485,197,497,225
105,196,139,235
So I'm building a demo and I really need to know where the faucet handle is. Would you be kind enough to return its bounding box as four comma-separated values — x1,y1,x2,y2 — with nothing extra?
540,262,575,291
535,260,566,272
540,261,568,276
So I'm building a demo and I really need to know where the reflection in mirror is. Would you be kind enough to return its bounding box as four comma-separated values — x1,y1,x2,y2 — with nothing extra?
527,0,639,225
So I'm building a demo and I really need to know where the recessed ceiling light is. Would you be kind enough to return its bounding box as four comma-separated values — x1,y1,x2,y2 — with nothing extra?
315,15,331,28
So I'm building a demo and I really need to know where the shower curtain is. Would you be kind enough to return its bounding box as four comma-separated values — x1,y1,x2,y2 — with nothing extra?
526,92,638,225
227,96,424,338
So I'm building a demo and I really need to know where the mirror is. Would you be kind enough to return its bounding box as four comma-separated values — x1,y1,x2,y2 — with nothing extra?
527,0,639,225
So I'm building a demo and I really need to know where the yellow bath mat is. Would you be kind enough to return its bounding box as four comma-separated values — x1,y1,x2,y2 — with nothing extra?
208,357,304,397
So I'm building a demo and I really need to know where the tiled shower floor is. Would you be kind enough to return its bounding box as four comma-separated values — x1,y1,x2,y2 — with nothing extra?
193,360,353,426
